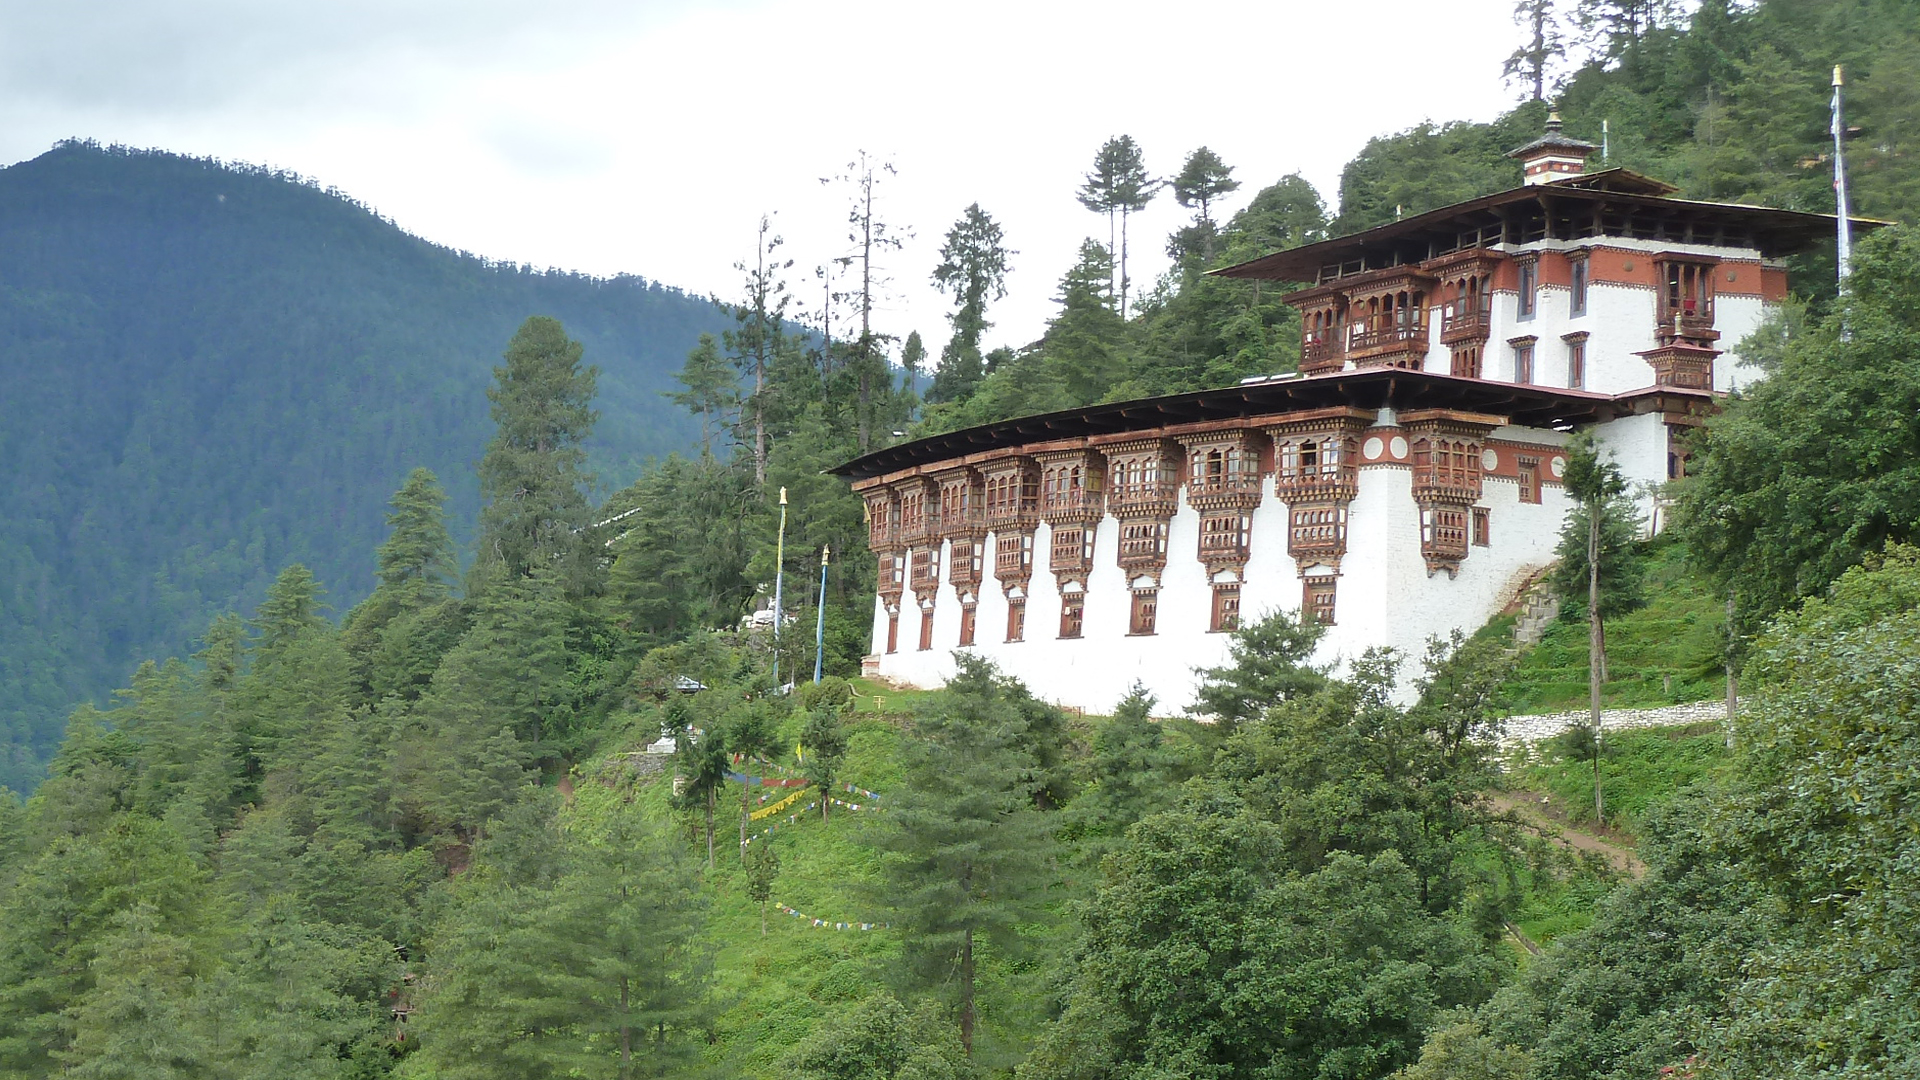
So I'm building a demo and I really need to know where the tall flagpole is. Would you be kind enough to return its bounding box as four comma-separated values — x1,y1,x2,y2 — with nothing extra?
1832,65,1854,288
813,546,830,684
772,487,788,685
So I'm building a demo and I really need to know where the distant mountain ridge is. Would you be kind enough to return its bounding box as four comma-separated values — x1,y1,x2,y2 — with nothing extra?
0,140,720,790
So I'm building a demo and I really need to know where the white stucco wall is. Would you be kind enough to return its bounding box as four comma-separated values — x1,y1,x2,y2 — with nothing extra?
869,423,1605,714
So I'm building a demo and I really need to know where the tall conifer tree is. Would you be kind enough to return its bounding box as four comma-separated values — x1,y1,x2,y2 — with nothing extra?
476,316,600,595
871,656,1055,1055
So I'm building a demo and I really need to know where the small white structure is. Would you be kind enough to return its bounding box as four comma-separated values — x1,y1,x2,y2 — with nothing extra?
834,122,1860,714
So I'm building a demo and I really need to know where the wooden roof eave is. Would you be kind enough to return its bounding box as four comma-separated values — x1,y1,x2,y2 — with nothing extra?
1212,184,1893,283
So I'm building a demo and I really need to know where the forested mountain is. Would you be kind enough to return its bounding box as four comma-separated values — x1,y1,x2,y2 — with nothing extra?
0,0,1917,1074
0,142,720,790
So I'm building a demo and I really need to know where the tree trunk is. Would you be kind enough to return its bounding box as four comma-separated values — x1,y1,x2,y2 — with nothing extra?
960,927,976,1057
760,899,768,937
741,780,750,863
1119,207,1131,321
1589,504,1605,824
1725,589,1738,747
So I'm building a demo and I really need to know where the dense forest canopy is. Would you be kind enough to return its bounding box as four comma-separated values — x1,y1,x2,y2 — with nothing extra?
0,0,1917,1075
0,142,723,790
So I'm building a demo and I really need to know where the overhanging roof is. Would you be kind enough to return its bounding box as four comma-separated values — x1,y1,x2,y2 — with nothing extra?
1211,180,1890,284
832,369,1700,480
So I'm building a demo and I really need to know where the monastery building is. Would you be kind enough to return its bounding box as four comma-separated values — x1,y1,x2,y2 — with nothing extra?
832,117,1868,713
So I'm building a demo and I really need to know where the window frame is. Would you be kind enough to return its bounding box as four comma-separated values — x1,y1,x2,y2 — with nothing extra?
1128,590,1158,636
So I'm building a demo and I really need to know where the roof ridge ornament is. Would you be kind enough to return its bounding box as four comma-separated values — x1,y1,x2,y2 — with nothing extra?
1509,107,1597,186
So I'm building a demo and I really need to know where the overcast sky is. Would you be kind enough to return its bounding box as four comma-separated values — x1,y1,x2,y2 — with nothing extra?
1,0,1529,360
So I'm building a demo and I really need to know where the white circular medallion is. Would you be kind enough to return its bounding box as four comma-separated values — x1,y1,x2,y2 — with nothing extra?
1550,456,1566,478
1363,436,1384,460
1389,435,1409,459
1481,448,1499,471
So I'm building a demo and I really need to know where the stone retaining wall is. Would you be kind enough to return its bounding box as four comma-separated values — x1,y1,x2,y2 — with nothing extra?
1501,699,1734,746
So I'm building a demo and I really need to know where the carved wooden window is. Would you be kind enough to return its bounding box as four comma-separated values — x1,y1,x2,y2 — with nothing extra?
1517,258,1538,320
1042,463,1100,511
1441,273,1491,340
1119,521,1169,561
1413,438,1479,492
918,607,935,651
886,552,906,590
1513,341,1535,384
995,532,1033,576
886,612,899,653
1050,527,1094,569
1518,458,1541,504
1200,513,1252,560
1451,345,1482,378
910,548,941,591
1472,507,1491,547
1189,445,1253,491
1129,590,1158,636
1566,335,1586,389
1276,436,1355,490
1662,261,1714,324
1569,257,1589,317
1210,584,1241,633
900,489,927,534
1421,505,1469,557
949,538,983,583
1059,597,1084,639
1289,504,1347,555
1304,577,1337,625
1006,600,1025,643
958,605,976,647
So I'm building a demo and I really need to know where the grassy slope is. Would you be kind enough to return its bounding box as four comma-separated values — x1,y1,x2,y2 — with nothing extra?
578,701,1058,1077
567,657,1731,1069
1501,540,1728,714
1497,721,1732,945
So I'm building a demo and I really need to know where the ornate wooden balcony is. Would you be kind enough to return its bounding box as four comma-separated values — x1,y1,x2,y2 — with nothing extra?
993,531,1034,585
1301,334,1344,373
1347,322,1429,369
1439,303,1490,345
899,512,936,546
1116,520,1169,574
948,537,984,589
938,504,984,536
1107,479,1179,519
1039,487,1105,524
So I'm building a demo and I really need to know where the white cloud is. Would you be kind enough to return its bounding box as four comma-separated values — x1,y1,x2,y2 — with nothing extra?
0,0,1525,358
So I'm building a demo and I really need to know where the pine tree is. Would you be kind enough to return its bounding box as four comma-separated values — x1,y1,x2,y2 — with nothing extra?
1078,137,1157,320
250,565,327,660
475,316,601,594
744,836,779,936
800,706,848,821
929,203,1012,405
59,904,209,1080
666,333,737,459
343,467,459,702
1558,431,1638,822
1504,0,1568,102
1170,147,1240,265
721,215,795,487
540,811,714,1079
1190,608,1329,734
872,656,1056,1054
827,153,907,453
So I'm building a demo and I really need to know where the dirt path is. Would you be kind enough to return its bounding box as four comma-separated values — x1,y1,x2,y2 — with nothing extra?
1490,790,1646,877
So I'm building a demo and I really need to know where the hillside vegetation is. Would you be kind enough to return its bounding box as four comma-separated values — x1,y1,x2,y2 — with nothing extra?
0,143,721,789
